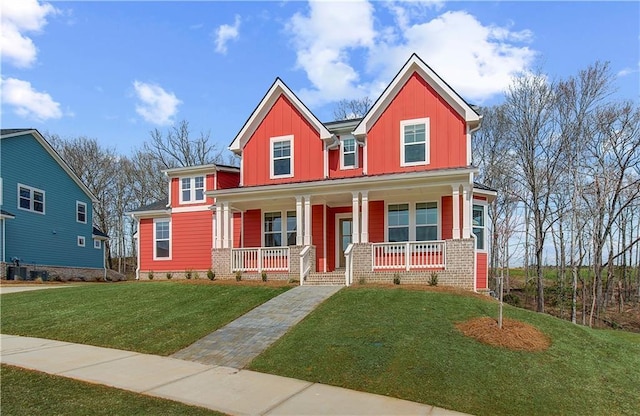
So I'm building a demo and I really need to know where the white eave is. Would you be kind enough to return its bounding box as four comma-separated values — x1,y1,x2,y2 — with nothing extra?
126,209,171,219
229,78,333,154
162,164,239,177
352,54,481,137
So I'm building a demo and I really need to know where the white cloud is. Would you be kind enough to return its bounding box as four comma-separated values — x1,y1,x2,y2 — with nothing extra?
617,62,640,77
1,77,62,121
1,0,57,68
133,81,182,125
214,15,241,54
287,1,536,106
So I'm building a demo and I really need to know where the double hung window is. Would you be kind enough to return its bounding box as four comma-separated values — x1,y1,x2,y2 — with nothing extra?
76,201,87,223
473,204,486,250
180,176,205,203
400,118,429,166
387,202,439,242
18,184,45,214
341,137,357,169
154,219,171,259
270,136,294,178
264,211,297,247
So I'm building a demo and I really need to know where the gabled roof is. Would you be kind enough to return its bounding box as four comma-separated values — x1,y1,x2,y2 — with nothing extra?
353,54,481,137
229,78,333,154
92,226,109,240
162,163,239,177
1,209,16,219
128,198,169,213
1,129,99,203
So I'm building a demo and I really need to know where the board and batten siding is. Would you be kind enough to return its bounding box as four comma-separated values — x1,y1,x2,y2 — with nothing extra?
1,133,102,268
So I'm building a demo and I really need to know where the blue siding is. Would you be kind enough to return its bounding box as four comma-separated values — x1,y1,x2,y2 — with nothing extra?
1,133,103,268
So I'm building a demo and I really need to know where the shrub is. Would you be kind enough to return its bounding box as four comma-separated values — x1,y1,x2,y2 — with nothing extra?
207,269,215,281
166,272,172,280
261,271,268,282
148,271,154,280
185,270,192,280
358,276,366,285
193,271,200,280
393,273,401,285
429,272,438,286
288,278,300,284
503,293,522,307
235,271,242,282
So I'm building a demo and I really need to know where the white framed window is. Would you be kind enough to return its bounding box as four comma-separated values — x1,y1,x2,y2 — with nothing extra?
94,240,102,249
270,135,294,179
473,203,487,251
400,118,430,167
340,136,357,169
77,236,86,247
18,183,45,214
263,210,297,247
180,176,205,204
386,201,439,242
154,218,171,260
76,201,87,223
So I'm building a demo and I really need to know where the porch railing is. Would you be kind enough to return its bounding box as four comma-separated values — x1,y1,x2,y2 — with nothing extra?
299,246,312,285
231,247,290,272
344,243,354,286
372,241,445,270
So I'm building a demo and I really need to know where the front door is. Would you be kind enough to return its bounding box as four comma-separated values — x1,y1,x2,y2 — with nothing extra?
339,218,353,268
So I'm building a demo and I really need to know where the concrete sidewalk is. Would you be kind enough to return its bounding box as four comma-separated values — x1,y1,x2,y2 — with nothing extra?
0,284,77,294
1,334,470,415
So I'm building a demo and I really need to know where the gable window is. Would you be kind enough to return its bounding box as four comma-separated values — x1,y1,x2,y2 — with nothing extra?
77,236,86,247
400,118,430,167
18,184,45,214
94,240,102,249
264,211,297,247
76,201,87,223
387,202,439,242
473,204,486,250
341,137,357,169
180,176,205,203
270,135,294,178
154,219,171,259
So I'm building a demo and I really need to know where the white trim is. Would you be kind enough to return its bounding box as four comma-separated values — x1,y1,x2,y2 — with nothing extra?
361,191,369,243
400,118,430,167
76,201,87,224
0,177,3,206
179,175,206,205
472,200,488,252
162,164,238,176
362,137,368,175
295,196,303,245
335,213,353,268
452,185,460,239
171,205,211,213
17,183,45,215
352,192,360,244
134,217,141,280
323,144,329,178
77,235,86,247
462,186,471,238
323,204,327,272
262,209,298,247
240,157,244,187
304,195,312,245
94,239,101,249
215,204,222,249
270,135,294,179
384,200,440,242
340,136,358,170
153,218,172,260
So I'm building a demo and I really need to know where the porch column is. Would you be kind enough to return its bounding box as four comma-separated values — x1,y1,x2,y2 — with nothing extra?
452,185,460,239
462,186,471,238
304,195,312,245
223,201,231,248
352,191,360,244
295,196,304,245
360,191,369,243
215,204,222,249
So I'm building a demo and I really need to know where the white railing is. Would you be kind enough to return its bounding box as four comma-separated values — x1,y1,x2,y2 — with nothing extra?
231,247,290,272
344,243,354,286
372,241,445,270
299,246,312,285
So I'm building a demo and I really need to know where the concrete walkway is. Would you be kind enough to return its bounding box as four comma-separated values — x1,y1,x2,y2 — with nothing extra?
0,284,76,294
0,334,469,415
172,285,342,368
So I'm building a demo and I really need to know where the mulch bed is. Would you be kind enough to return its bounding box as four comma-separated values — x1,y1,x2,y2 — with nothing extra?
456,317,551,352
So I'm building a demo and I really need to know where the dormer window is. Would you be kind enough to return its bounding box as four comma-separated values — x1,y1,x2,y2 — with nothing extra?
340,137,357,169
400,118,430,167
180,176,205,204
270,135,294,179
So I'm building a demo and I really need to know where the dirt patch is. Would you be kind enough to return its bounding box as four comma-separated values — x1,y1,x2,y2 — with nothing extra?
353,283,491,300
455,316,551,352
175,279,296,288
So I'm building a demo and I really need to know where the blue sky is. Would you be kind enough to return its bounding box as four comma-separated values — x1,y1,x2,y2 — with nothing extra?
2,0,638,157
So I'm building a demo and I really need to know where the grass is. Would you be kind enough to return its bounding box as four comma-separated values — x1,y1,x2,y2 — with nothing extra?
0,365,225,415
248,286,640,416
0,282,288,355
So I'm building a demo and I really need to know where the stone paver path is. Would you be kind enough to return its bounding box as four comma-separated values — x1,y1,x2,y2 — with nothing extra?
171,285,341,368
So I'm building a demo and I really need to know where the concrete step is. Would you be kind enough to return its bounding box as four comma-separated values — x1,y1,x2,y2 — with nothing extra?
304,272,346,286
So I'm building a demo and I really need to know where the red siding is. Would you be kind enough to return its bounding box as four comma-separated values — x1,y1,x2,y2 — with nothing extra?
312,204,324,272
367,72,467,176
328,145,364,179
243,209,262,247
476,252,488,289
441,196,452,240
242,95,324,186
217,170,240,190
233,212,242,248
368,200,385,243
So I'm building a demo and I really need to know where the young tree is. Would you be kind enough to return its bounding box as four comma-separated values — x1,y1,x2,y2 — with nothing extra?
332,97,373,120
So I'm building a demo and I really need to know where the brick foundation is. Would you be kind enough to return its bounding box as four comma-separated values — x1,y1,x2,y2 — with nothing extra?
2,263,126,282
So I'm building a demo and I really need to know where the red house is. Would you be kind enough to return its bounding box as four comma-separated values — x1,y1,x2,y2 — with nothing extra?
131,54,495,291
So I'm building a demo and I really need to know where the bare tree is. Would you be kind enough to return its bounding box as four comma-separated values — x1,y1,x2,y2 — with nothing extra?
332,97,373,120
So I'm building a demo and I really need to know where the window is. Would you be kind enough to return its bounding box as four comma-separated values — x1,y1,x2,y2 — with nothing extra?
264,211,297,247
387,202,439,242
473,204,486,250
77,236,86,247
400,118,429,166
341,137,357,169
18,184,45,214
76,201,87,223
154,219,171,259
270,136,294,178
180,176,205,203
416,202,438,241
94,240,102,249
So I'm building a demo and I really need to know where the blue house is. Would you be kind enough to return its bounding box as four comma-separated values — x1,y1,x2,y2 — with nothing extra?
1,129,108,280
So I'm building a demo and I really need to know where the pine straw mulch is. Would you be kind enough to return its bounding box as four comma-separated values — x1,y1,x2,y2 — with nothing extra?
455,317,551,352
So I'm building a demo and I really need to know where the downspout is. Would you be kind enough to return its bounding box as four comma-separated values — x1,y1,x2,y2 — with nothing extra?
133,214,141,280
472,233,478,293
2,219,5,264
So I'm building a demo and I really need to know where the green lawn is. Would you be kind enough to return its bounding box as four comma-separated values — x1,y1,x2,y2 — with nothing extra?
248,287,640,416
0,282,288,355
0,365,225,415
